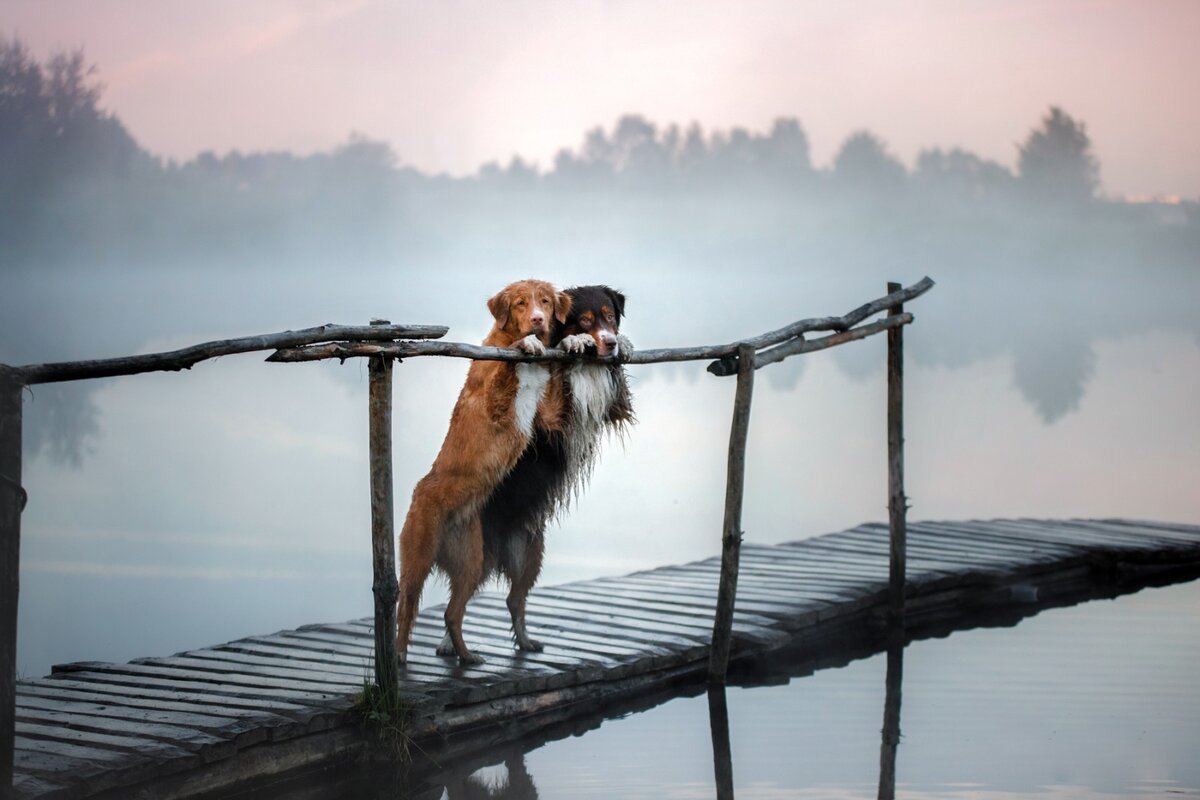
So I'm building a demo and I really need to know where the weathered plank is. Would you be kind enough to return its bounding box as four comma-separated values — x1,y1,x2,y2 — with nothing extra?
415,603,664,660
908,521,1088,560
15,706,230,754
564,577,811,619
532,584,782,630
20,678,312,722
600,571,849,609
1101,518,1200,539
16,721,198,764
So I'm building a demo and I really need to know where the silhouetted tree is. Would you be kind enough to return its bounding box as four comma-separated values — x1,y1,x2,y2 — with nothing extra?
478,155,540,190
764,117,813,175
543,115,814,191
611,114,671,177
1017,106,1099,203
677,122,708,173
916,147,1015,201
0,38,155,258
0,37,46,242
832,130,906,194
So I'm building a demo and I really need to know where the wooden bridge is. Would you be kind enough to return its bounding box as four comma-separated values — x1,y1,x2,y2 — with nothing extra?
11,517,1200,799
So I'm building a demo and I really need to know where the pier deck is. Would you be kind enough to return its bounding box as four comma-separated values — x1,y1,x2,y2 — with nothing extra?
12,517,1200,799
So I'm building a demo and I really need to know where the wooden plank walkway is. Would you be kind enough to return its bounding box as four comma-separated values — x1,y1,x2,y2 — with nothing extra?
12,517,1200,799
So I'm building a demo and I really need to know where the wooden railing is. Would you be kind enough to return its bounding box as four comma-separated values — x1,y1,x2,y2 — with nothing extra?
0,276,933,795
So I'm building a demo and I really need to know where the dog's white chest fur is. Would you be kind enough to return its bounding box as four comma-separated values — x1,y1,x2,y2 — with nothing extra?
570,364,619,426
514,363,551,437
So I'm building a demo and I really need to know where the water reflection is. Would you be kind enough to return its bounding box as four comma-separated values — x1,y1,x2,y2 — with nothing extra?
707,685,735,800
339,624,908,800
704,628,905,800
1010,332,1096,423
443,750,538,800
876,637,904,800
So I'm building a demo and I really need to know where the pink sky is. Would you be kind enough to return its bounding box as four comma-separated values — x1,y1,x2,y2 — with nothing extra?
5,0,1199,197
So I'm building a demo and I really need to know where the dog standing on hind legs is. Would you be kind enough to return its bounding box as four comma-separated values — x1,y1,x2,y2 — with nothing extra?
478,284,635,654
394,279,571,666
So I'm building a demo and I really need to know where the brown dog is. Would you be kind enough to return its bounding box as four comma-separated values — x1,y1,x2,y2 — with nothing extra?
395,279,570,666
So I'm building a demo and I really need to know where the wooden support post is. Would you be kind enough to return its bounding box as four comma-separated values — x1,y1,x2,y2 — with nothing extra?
886,282,907,630
367,324,399,697
1,368,24,800
709,344,755,684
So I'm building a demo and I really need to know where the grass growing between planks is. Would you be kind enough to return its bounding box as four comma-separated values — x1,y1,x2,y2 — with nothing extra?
355,677,415,760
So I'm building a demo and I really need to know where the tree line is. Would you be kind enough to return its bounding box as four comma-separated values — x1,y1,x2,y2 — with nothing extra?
6,37,1189,272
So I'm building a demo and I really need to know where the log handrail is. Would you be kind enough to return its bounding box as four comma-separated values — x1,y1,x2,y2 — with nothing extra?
9,277,933,383
14,323,449,385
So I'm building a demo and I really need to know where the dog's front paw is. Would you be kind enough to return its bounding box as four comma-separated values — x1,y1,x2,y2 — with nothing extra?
615,334,635,360
516,637,544,653
559,333,595,354
515,334,546,356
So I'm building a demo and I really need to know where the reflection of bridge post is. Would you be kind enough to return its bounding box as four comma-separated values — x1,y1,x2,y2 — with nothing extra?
442,750,539,799
877,632,904,800
708,685,735,800
502,753,538,799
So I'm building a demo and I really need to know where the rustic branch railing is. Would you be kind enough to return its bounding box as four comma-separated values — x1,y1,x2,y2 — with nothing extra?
15,323,449,385
0,277,932,793
262,276,932,370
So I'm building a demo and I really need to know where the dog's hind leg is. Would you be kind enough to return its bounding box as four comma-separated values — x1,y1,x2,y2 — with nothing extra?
395,496,440,665
440,513,487,665
504,529,545,652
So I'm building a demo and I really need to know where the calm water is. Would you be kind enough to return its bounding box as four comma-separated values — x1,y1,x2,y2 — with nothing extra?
343,580,1200,799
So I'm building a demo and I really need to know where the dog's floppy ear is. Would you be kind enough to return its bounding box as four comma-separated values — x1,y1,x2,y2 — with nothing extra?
608,288,626,321
487,289,510,329
554,291,572,325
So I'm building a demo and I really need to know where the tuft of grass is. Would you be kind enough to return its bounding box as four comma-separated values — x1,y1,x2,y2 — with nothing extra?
354,677,415,760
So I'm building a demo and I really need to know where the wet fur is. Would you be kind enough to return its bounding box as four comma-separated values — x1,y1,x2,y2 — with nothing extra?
395,279,571,666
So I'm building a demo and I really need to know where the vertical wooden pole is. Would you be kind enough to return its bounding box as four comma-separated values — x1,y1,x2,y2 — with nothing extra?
367,325,399,696
879,281,908,799
886,282,907,630
0,368,24,800
709,343,755,684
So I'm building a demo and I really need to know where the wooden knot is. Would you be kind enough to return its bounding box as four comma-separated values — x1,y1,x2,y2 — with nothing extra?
0,471,27,512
